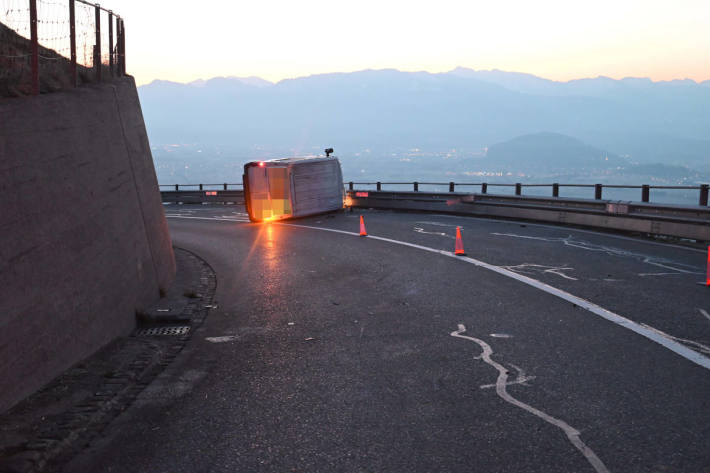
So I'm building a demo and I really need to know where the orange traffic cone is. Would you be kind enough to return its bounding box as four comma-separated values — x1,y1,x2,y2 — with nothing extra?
454,226,466,255
359,215,368,236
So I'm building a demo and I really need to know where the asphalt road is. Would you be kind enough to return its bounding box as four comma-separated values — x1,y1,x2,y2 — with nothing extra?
64,205,710,473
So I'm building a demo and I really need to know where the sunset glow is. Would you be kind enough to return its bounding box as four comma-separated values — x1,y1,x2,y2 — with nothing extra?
113,0,710,86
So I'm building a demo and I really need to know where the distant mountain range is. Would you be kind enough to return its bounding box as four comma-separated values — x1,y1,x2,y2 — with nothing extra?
138,68,710,182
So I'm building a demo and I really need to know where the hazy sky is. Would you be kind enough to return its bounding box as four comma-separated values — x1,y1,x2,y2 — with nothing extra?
112,0,710,86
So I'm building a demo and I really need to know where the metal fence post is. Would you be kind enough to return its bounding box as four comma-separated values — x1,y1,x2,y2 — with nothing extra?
199,184,203,191
348,182,353,191
69,0,77,86
120,19,126,75
594,184,602,200
413,182,419,192
29,0,39,95
552,183,559,197
482,183,487,194
449,182,454,192
223,183,228,191
175,184,179,191
515,183,522,196
376,182,381,191
700,184,709,206
108,11,114,76
94,4,101,81
642,185,650,203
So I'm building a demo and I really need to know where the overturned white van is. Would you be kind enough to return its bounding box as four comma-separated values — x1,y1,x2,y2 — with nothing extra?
243,156,345,222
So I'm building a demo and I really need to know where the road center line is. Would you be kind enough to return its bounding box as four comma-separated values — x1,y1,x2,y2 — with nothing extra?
283,223,710,371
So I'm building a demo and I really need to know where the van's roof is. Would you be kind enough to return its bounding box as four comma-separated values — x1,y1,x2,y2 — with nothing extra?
246,156,338,167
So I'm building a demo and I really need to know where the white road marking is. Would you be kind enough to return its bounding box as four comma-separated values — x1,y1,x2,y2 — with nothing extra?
451,324,610,473
479,363,535,389
166,215,250,222
699,309,710,323
492,233,703,275
638,272,684,277
205,335,238,343
431,214,705,254
282,222,710,371
413,226,452,238
639,324,710,355
502,263,578,281
415,221,460,228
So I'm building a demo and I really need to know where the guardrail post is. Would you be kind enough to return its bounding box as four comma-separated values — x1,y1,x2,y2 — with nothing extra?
642,185,650,203
515,183,522,196
223,183,228,190
121,19,126,74
552,183,559,197
69,0,77,86
700,184,709,206
175,184,179,191
95,4,101,82
29,0,39,95
413,182,419,192
594,184,602,200
199,184,203,191
449,182,454,192
482,183,487,194
376,182,381,191
108,11,114,76
348,182,353,191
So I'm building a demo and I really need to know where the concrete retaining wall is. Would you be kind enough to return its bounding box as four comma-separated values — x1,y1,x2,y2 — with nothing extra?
0,77,175,413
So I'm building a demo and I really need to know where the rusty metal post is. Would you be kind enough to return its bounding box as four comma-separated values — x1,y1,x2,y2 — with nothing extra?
94,4,101,81
69,0,77,86
29,0,39,95
642,185,650,203
413,182,419,192
481,183,487,194
114,19,120,76
699,184,709,206
515,183,522,196
449,182,455,192
108,11,113,76
594,184,602,200
552,183,559,197
120,19,125,75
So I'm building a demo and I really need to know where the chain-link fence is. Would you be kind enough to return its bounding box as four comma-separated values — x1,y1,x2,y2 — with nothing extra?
1,0,124,97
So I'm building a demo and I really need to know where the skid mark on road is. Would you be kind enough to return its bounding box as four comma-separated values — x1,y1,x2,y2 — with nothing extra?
283,222,710,371
491,233,702,276
502,263,578,281
451,324,610,473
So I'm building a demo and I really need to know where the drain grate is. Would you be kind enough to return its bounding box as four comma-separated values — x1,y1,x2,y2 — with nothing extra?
135,326,191,336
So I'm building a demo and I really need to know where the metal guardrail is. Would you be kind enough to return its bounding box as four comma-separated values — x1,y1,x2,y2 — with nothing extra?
347,189,710,241
158,181,709,240
346,181,710,206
